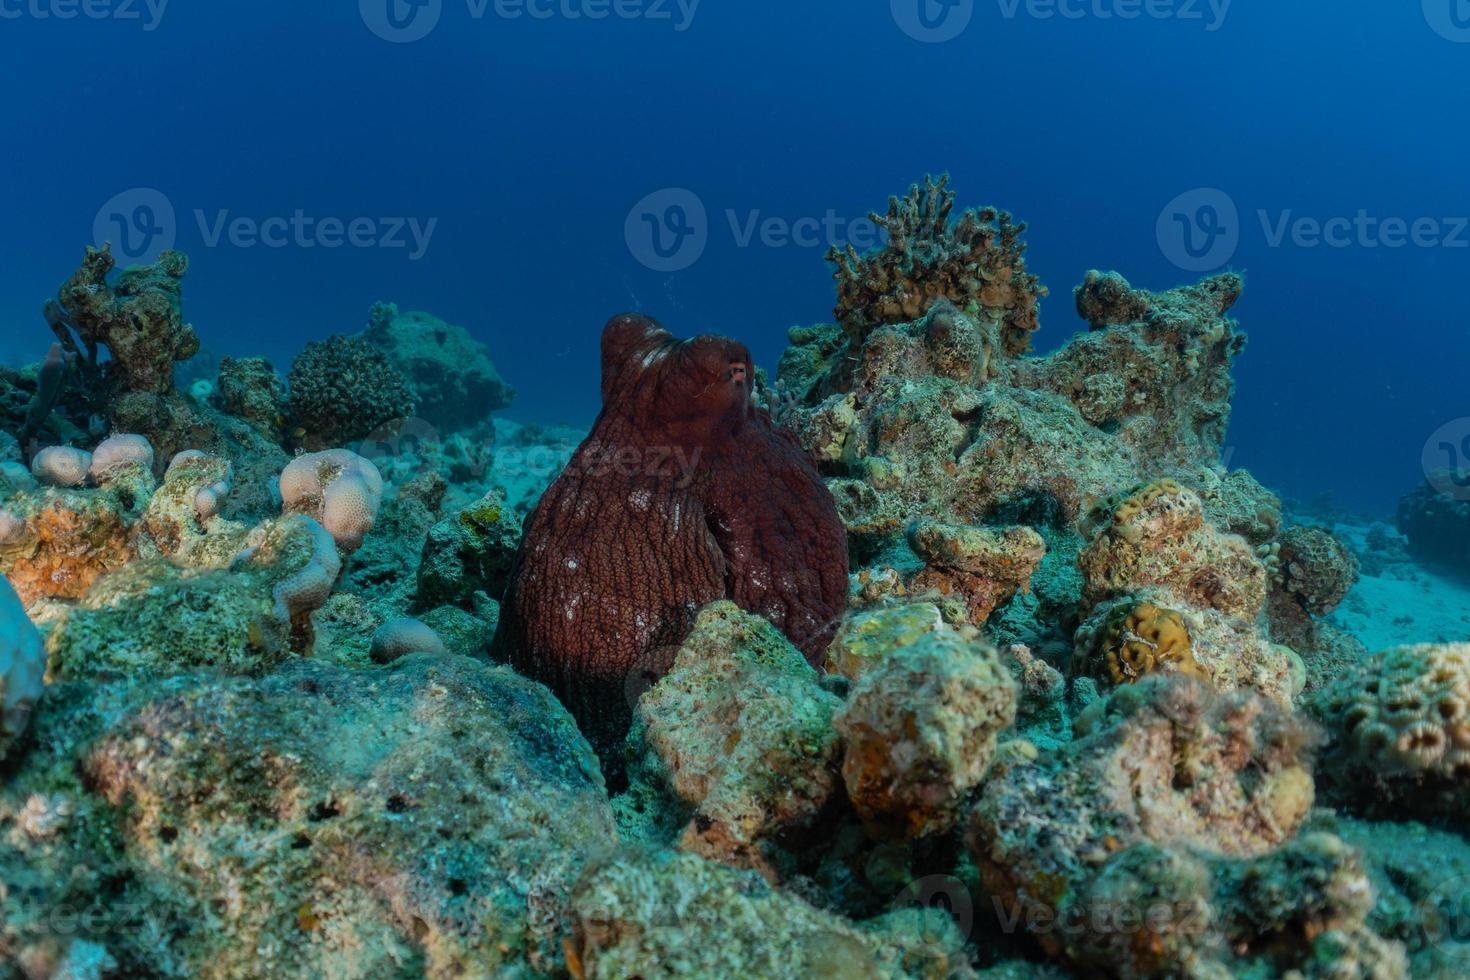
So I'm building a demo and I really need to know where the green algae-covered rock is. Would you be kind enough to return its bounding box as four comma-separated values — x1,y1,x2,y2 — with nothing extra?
416,491,522,611
622,602,842,876
568,847,974,979
65,654,613,978
44,559,281,681
825,602,949,680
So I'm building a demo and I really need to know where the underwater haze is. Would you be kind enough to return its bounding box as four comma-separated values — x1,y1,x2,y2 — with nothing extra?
2,0,1467,515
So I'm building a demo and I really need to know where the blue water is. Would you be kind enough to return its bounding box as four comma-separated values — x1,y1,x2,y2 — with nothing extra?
2,1,1466,514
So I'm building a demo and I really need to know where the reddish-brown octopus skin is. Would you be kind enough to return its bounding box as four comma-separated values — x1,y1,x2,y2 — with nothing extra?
491,314,849,781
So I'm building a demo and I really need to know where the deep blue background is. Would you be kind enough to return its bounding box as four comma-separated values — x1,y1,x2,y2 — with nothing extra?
2,1,1466,514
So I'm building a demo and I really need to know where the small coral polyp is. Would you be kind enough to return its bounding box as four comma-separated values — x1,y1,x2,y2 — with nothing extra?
1098,600,1199,684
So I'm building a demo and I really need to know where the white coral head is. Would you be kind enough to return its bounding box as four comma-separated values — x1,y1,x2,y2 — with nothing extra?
370,617,448,664
0,512,26,547
279,449,384,552
31,446,92,487
90,433,154,481
266,516,343,624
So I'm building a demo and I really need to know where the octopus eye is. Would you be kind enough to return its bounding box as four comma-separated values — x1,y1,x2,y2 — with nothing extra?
729,362,747,383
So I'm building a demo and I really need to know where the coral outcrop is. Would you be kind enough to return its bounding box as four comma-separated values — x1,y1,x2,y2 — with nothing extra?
834,630,1016,840
1397,474,1470,573
967,675,1389,977
10,655,614,977
363,302,515,430
216,355,287,442
623,603,842,877
287,334,418,448
279,449,384,553
1276,525,1359,616
826,173,1045,357
1311,642,1470,817
567,848,972,979
48,245,198,396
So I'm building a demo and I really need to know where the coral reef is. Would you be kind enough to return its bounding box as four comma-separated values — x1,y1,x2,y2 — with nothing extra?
363,302,515,430
0,181,1456,978
494,314,848,780
286,334,418,448
826,173,1045,357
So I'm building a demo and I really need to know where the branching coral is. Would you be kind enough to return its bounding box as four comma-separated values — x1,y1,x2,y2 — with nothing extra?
826,174,1046,356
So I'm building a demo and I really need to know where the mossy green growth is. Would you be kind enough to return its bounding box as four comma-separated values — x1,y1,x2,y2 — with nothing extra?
458,501,503,535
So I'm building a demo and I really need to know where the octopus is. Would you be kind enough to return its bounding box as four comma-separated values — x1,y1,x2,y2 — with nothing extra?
492,314,849,781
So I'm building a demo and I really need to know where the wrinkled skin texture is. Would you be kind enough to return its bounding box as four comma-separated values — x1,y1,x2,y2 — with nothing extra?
493,315,849,779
